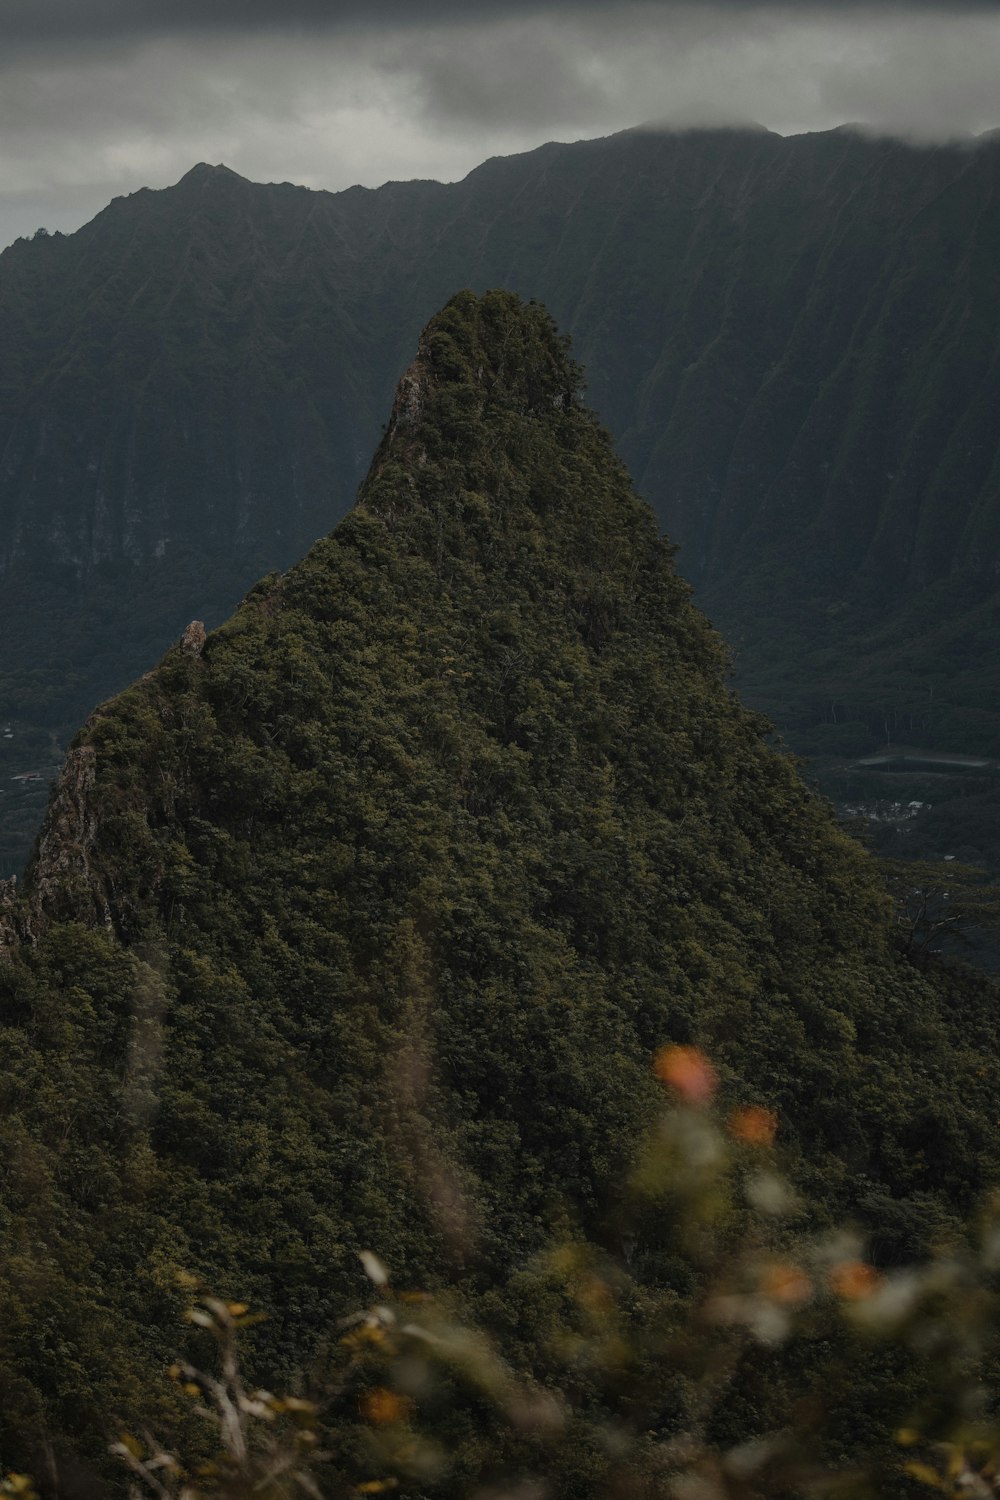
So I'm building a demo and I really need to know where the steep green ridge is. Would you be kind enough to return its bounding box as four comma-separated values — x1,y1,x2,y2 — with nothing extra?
4,128,1000,872
0,292,997,1488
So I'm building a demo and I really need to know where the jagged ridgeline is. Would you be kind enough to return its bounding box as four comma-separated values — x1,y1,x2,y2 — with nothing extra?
0,291,997,1487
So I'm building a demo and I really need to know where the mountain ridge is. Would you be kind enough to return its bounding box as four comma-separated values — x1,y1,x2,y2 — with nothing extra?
4,123,1000,875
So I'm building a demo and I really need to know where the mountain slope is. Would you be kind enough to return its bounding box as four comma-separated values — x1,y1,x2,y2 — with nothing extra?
0,292,997,1487
4,127,1000,872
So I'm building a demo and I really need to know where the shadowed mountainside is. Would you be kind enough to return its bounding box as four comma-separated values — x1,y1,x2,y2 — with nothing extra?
3,126,1000,873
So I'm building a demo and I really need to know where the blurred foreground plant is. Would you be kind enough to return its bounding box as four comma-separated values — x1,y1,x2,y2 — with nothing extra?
343,1047,1000,1498
108,1289,330,1500
319,1048,1000,1498
8,1046,998,1500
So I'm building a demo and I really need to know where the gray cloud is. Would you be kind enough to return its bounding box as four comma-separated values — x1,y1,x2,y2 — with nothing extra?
1,2,998,250
393,5,1000,136
3,0,999,54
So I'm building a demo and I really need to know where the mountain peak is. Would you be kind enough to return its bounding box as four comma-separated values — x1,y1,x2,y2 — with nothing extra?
408,289,581,408
176,161,246,186
632,117,775,138
367,290,585,488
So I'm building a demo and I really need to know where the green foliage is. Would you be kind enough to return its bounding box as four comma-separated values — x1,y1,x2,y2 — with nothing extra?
74,1073,1000,1500
0,293,999,1492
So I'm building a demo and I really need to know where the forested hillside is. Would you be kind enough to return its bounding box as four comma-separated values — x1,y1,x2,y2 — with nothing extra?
3,126,1000,872
1,293,998,1494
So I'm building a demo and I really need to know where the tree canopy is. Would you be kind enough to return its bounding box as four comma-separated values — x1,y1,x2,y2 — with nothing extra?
1,292,998,1493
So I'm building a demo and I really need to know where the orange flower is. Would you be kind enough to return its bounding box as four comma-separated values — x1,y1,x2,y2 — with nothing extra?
829,1260,881,1300
729,1106,778,1147
759,1263,812,1305
360,1388,410,1426
653,1045,717,1104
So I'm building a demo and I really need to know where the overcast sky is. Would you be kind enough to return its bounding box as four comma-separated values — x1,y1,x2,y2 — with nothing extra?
1,0,998,251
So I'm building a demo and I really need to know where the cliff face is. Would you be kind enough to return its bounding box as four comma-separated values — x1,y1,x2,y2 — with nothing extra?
1,292,998,1484
3,128,1000,872
6,131,1000,594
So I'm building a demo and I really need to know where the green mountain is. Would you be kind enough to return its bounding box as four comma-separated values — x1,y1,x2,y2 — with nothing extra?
3,127,1000,874
1,292,997,1492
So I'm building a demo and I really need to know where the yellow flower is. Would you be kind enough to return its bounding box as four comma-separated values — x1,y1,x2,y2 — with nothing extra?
360,1388,411,1426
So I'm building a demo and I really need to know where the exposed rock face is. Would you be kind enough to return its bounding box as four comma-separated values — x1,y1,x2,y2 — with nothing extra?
180,619,206,657
0,876,20,958
28,744,113,931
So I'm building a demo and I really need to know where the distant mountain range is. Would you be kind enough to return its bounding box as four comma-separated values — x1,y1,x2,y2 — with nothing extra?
3,123,1000,871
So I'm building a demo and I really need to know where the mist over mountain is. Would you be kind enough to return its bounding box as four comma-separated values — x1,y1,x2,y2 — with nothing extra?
3,124,1000,871
1,291,997,1492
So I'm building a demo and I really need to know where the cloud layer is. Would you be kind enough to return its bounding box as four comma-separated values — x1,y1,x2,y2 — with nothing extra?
5,0,998,45
2,2,998,250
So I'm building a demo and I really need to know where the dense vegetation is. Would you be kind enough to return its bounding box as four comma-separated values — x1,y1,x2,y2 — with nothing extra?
3,128,1000,872
1,293,999,1495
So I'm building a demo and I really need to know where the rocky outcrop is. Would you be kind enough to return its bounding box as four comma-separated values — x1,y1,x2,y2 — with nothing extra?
0,876,23,959
180,619,206,657
28,744,114,931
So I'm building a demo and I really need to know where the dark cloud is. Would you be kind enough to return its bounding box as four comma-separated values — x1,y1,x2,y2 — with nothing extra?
3,0,998,49
1,1,997,250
